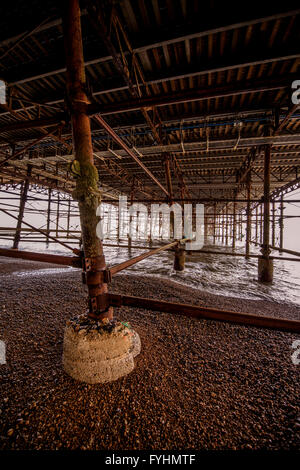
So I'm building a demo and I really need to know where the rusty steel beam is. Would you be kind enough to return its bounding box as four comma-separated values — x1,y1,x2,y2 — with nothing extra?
88,74,297,116
0,115,66,134
0,125,64,168
94,114,169,197
110,239,188,276
109,294,300,333
0,247,81,267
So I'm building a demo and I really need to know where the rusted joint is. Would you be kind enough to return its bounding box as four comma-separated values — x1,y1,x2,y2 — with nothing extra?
82,256,112,284
88,293,110,315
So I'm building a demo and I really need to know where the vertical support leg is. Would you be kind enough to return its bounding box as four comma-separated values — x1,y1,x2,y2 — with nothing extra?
232,197,236,250
13,165,32,249
260,204,263,244
258,143,273,283
279,195,284,251
128,188,134,249
63,0,112,319
225,204,228,245
255,206,258,243
221,210,224,244
272,200,275,247
56,192,60,238
67,198,71,239
174,244,185,271
245,171,251,259
46,188,51,247
213,203,216,245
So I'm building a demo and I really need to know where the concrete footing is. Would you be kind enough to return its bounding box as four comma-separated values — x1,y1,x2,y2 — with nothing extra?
63,315,141,384
258,256,274,283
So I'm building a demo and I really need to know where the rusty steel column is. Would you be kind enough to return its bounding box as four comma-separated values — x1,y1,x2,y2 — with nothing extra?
12,165,32,250
174,244,186,271
213,203,216,245
245,171,251,259
225,204,228,245
260,204,263,244
63,0,112,319
204,206,208,245
66,198,71,238
46,188,51,247
128,188,134,249
258,142,273,283
255,205,258,243
56,192,60,238
279,195,284,251
232,198,237,250
221,210,225,244
272,200,276,247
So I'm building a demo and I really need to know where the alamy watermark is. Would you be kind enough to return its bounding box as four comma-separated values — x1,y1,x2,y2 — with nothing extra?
96,196,204,250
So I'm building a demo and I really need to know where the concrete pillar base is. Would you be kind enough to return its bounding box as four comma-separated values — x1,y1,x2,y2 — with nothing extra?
63,315,141,384
258,257,273,283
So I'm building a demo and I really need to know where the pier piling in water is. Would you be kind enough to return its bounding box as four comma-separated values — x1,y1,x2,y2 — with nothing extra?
174,244,186,271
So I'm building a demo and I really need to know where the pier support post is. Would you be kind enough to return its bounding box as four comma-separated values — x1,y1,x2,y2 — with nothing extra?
204,207,208,245
225,204,228,245
63,0,112,320
213,203,216,245
13,165,31,249
255,206,258,243
221,210,225,244
279,195,284,251
272,200,275,247
245,171,251,259
46,188,51,247
174,244,185,271
260,204,263,244
67,198,71,238
232,198,236,250
258,142,273,283
56,192,60,238
62,0,139,383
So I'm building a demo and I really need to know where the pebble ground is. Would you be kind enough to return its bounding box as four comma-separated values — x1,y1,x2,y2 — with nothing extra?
0,258,299,450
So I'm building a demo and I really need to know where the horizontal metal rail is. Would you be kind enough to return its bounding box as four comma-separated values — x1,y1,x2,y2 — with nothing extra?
109,294,300,333
0,247,81,267
0,208,79,254
269,245,300,258
110,239,188,275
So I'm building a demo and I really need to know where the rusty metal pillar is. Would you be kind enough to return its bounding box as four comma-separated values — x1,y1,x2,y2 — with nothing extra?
63,0,112,319
255,206,258,243
56,192,60,238
260,204,263,244
225,204,228,245
245,171,251,259
128,188,134,249
12,165,32,250
204,206,208,245
67,198,71,239
174,244,185,271
221,210,224,244
213,203,216,245
232,198,236,250
279,195,284,251
272,200,276,247
46,188,51,247
258,142,273,283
